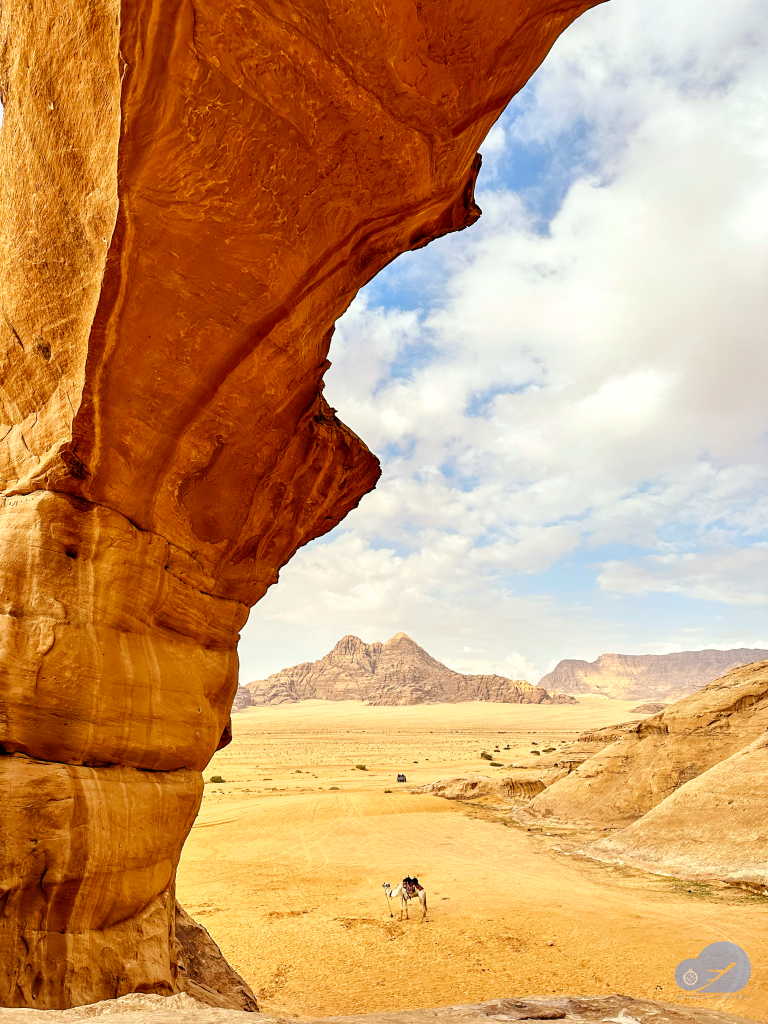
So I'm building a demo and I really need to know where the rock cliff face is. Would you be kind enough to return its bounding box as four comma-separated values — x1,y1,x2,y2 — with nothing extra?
526,660,768,888
539,648,768,700
0,0,601,1008
246,633,577,706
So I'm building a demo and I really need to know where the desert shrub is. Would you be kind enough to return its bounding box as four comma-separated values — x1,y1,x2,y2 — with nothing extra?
490,761,502,767
329,786,340,790
209,775,225,783
531,750,541,756
543,747,556,753
356,764,367,770
384,789,392,793
480,751,493,760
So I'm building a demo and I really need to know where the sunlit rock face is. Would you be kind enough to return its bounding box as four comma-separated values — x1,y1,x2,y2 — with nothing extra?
0,0,602,1007
527,660,768,829
247,632,578,705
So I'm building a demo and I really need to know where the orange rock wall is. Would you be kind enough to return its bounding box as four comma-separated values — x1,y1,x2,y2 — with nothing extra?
0,0,603,1007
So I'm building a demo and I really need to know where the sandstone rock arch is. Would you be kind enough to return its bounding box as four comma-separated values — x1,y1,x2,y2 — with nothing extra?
0,0,603,1007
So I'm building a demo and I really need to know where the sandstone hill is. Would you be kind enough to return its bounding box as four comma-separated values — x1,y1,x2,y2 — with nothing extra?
527,659,768,889
418,660,768,889
588,731,768,890
539,648,768,700
245,633,577,707
528,659,768,828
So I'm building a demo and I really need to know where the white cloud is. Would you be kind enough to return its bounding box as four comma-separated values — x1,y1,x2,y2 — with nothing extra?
598,547,768,605
240,0,768,683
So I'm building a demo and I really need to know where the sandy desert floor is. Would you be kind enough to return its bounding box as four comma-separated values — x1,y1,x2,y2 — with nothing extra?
176,701,767,1021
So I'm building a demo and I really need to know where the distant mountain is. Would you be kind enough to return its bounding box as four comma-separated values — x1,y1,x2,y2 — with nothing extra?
243,633,577,707
539,649,768,701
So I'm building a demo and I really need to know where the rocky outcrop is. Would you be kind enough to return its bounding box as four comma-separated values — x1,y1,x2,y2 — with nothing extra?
540,649,768,700
416,774,549,803
174,904,257,1012
587,733,768,890
0,992,759,1024
0,756,202,1009
528,660,768,828
0,0,601,1006
232,687,257,713
246,633,577,706
575,721,643,746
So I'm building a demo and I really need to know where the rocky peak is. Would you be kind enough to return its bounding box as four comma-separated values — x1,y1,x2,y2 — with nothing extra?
246,634,576,707
540,648,768,700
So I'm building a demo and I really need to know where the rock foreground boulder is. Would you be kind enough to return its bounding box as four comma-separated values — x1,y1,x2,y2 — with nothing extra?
0,993,759,1024
0,0,602,1008
246,633,577,706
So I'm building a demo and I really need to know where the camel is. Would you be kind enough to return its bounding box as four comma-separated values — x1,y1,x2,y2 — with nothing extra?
388,878,428,922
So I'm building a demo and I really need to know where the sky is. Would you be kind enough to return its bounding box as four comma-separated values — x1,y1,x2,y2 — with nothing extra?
241,0,768,684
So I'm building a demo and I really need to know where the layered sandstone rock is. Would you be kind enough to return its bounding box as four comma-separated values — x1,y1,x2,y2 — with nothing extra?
0,0,601,1007
0,755,202,1008
246,633,577,706
540,649,768,700
416,773,549,803
587,733,768,890
528,660,768,828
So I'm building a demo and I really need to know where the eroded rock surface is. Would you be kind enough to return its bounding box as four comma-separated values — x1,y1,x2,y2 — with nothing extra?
415,774,549,803
585,733,768,890
527,661,768,829
0,993,760,1024
247,633,577,706
540,650,768,701
0,0,600,1007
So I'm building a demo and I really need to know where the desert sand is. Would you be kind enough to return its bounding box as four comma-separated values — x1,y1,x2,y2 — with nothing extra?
176,701,767,1021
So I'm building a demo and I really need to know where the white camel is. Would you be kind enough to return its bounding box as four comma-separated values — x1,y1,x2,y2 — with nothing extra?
388,878,428,922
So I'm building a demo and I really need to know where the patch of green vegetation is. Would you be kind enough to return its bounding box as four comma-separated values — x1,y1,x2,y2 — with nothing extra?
490,761,502,767
355,764,367,770
209,775,225,783
531,750,541,756
384,789,392,793
480,751,493,760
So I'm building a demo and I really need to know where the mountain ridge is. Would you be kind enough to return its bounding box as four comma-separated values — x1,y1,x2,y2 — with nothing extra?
241,633,577,707
539,648,768,701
